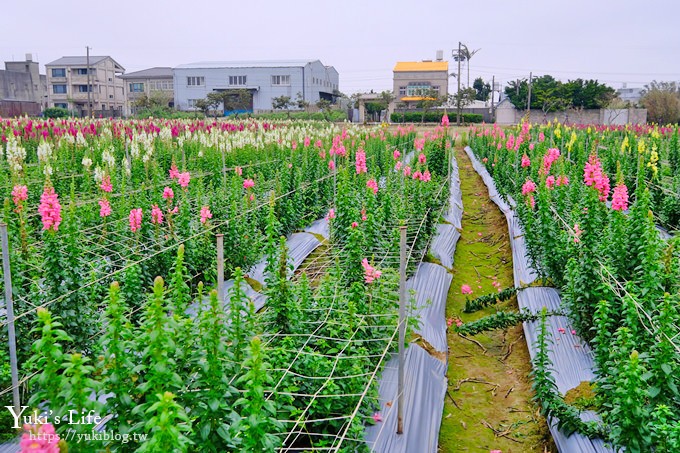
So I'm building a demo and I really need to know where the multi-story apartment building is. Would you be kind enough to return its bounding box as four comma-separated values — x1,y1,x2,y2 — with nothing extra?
46,56,125,116
120,67,174,115
393,59,449,107
173,59,339,113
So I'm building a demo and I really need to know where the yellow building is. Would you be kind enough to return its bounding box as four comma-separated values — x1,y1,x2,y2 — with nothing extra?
393,60,449,105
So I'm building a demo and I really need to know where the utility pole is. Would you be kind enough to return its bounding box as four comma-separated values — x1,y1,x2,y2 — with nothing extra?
491,75,495,122
456,41,461,126
527,72,532,114
86,46,92,118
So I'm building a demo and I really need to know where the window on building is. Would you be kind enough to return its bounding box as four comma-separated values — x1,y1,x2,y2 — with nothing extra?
52,84,67,94
51,68,66,77
432,86,440,94
109,94,113,99
77,85,93,93
271,75,291,86
55,103,68,109
102,104,107,110
229,75,247,86
75,68,92,75
406,82,433,96
399,86,406,96
187,99,200,108
187,76,205,86
130,83,144,92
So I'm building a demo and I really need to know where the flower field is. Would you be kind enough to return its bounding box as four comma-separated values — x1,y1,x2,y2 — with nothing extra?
468,123,680,452
0,118,453,451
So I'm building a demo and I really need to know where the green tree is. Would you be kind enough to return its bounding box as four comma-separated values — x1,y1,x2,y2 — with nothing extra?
295,92,309,111
641,81,680,124
473,77,491,101
272,95,292,118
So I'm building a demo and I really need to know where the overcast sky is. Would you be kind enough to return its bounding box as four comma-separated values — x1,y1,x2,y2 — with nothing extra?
2,0,679,95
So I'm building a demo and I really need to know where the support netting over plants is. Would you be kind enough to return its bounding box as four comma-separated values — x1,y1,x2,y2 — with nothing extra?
0,118,462,451
363,151,462,453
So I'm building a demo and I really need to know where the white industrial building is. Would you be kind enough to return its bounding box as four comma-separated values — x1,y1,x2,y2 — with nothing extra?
173,59,339,113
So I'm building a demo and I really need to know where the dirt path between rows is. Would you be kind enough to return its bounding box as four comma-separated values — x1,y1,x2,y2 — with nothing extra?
438,146,555,453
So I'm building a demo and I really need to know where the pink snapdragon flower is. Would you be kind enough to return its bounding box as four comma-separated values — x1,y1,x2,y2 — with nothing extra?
362,258,382,283
418,153,427,165
200,206,212,224
543,148,561,173
20,423,60,452
556,175,570,186
372,412,383,423
521,179,537,195
235,166,243,176
393,149,401,160
366,179,378,195
421,170,431,182
611,183,629,211
99,198,111,218
151,205,163,225
403,166,412,177
11,185,28,210
521,154,531,168
328,159,336,170
304,136,311,147
129,208,142,232
169,164,180,180
39,186,62,231
243,179,255,189
461,284,473,295
545,175,556,189
178,172,190,188
414,138,425,151
583,154,610,201
395,161,403,171
351,221,358,228
355,150,367,174
100,175,113,193
325,208,336,221
573,223,583,243
441,114,450,127
163,187,174,200
412,170,423,181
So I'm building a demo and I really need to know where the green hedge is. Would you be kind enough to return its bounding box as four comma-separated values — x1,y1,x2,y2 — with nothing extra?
390,111,483,123
252,110,347,122
43,107,70,118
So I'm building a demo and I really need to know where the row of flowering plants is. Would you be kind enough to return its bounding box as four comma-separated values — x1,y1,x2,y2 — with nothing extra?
469,121,680,452
13,122,452,451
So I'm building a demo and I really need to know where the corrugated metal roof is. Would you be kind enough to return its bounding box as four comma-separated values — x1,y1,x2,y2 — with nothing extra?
119,67,173,79
394,61,448,72
175,60,321,70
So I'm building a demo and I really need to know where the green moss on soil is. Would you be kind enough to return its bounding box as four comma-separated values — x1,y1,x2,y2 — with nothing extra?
438,147,555,452
564,381,598,411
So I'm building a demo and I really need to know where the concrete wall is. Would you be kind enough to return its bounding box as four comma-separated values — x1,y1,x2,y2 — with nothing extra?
495,106,647,125
174,61,339,112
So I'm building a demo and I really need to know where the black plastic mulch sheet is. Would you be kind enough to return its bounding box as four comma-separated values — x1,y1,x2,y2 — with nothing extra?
465,146,612,453
364,345,447,453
